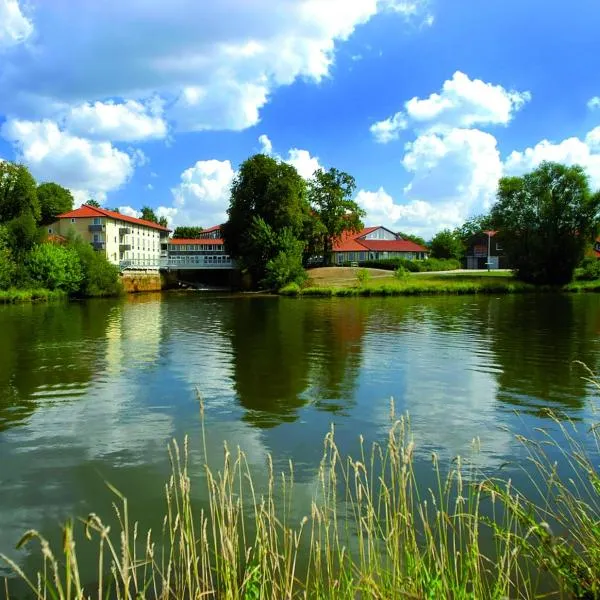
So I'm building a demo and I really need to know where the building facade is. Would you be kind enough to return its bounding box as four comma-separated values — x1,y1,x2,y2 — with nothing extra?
50,205,170,268
332,226,429,264
465,230,509,269
165,225,234,269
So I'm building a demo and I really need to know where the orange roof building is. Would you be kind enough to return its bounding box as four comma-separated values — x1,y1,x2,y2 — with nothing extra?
332,226,429,264
50,204,170,268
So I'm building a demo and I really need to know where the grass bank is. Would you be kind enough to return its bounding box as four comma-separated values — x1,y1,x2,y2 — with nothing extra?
0,288,67,304
3,375,600,599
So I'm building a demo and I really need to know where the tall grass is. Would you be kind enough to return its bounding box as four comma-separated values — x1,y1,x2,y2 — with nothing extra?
0,288,66,304
3,379,600,599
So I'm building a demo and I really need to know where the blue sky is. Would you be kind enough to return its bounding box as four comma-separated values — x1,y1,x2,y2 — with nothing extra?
1,0,599,237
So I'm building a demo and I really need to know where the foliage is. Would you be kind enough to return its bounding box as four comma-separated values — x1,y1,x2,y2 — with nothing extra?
158,216,168,228
355,268,370,286
0,288,65,304
37,182,74,225
360,257,460,272
263,228,307,289
455,213,494,244
576,256,600,281
278,282,301,295
430,228,465,260
394,266,409,280
492,161,600,284
140,206,158,223
0,227,17,289
71,237,122,297
308,168,365,265
0,161,40,223
4,210,40,258
6,380,600,599
397,231,427,247
24,243,82,292
86,199,101,208
223,154,308,284
173,226,204,239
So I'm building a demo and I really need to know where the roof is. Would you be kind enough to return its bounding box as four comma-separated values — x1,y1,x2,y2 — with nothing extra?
169,238,224,245
332,227,428,253
201,225,222,234
57,205,171,232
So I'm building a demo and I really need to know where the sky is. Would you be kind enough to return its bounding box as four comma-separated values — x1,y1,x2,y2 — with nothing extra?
1,0,600,238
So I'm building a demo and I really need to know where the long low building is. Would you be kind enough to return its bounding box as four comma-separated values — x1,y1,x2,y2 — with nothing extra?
50,204,170,268
332,226,429,264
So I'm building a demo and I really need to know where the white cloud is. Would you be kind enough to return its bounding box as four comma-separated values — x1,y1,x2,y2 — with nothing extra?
146,183,154,191
286,148,322,179
370,112,408,144
0,0,430,132
258,134,273,155
588,97,600,111
65,100,167,142
161,159,236,227
371,71,531,142
118,206,141,218
0,0,33,48
504,135,600,189
2,118,134,204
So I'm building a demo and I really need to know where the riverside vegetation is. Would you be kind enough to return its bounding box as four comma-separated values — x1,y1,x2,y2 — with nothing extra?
2,371,600,599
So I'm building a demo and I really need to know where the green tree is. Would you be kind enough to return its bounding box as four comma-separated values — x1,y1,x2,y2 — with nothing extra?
37,182,74,225
158,216,168,228
86,199,101,208
4,211,39,257
430,229,464,260
0,162,40,223
397,231,427,247
492,162,600,284
25,243,82,292
140,206,158,223
308,168,365,265
455,214,494,245
223,154,307,284
0,226,16,289
173,226,204,239
264,228,307,289
69,235,122,296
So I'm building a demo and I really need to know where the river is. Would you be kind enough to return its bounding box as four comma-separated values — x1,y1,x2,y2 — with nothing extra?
1,292,599,588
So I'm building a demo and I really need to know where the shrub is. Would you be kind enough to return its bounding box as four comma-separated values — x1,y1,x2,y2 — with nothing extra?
263,229,307,290
71,240,122,297
577,257,600,281
355,268,370,286
394,266,409,280
24,243,82,293
278,282,301,296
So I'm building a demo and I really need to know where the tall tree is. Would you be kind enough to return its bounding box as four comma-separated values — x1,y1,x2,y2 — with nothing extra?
223,154,307,284
37,182,74,225
455,214,494,245
492,162,600,284
86,199,101,208
173,226,204,239
429,229,464,260
0,162,40,224
158,216,169,228
308,168,364,265
140,206,158,223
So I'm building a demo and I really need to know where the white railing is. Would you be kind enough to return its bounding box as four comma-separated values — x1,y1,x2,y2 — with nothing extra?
119,256,235,271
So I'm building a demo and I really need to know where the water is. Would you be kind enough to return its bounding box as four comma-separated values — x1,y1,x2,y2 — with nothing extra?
1,292,599,585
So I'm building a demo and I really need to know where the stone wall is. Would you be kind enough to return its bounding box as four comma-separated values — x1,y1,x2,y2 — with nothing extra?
120,271,168,293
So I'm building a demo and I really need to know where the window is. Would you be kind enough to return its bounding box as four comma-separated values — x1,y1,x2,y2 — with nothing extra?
496,243,503,252
93,217,101,225
71,218,76,224
48,228,53,234
93,234,99,242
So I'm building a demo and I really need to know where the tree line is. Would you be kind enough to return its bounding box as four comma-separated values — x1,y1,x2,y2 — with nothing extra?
0,161,121,296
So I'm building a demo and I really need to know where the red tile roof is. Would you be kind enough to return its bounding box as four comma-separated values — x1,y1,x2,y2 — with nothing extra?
201,225,222,234
169,238,224,245
332,227,428,253
57,205,170,232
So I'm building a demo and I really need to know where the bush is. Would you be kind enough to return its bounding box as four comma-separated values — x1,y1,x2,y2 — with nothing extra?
263,228,307,290
71,239,122,297
279,282,301,296
577,257,600,281
394,266,409,280
24,243,82,293
355,268,370,286
360,258,460,272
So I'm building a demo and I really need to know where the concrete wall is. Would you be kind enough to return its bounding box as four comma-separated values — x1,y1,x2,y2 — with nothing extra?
120,271,164,293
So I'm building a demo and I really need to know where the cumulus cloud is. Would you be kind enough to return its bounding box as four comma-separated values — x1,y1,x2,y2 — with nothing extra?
286,148,322,179
371,71,531,142
160,159,236,227
118,206,141,218
0,0,430,132
588,97,600,111
2,118,134,204
65,100,167,142
258,134,273,155
0,0,33,48
504,135,600,189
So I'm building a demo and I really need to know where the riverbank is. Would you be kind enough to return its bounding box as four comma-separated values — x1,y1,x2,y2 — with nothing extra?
0,288,67,304
280,268,600,297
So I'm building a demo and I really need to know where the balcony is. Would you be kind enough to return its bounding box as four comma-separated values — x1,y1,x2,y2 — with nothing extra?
119,243,132,251
91,241,105,251
119,227,131,236
88,224,104,232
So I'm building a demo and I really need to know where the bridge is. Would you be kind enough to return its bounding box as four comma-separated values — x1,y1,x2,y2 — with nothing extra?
119,257,236,271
